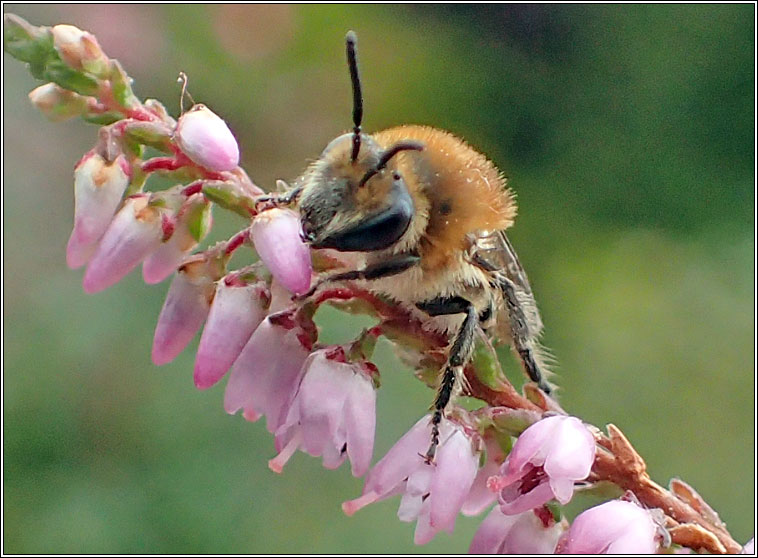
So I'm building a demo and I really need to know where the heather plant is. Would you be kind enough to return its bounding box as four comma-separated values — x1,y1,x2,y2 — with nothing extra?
3,14,752,554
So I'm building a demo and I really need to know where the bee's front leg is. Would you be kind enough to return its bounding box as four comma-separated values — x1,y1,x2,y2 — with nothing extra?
416,297,478,462
295,253,420,300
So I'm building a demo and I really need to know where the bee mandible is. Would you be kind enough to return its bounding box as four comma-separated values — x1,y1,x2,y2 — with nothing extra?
268,31,553,460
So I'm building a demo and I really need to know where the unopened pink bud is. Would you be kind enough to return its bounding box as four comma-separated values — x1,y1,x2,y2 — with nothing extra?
151,266,215,366
175,104,240,172
82,195,162,293
67,153,131,268
193,280,268,389
251,208,312,295
52,24,109,77
28,82,91,122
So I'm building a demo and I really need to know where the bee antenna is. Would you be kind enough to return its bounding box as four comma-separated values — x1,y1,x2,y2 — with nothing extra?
346,31,363,163
358,141,424,187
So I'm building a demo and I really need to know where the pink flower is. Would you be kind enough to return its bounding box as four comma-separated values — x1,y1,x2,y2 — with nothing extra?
461,437,505,517
67,153,130,269
269,348,376,477
175,104,240,172
82,195,162,293
251,208,312,295
151,260,215,366
556,499,659,554
342,415,479,545
489,415,595,515
223,311,312,431
741,538,754,554
142,194,212,284
193,278,269,389
469,506,564,554
29,82,91,122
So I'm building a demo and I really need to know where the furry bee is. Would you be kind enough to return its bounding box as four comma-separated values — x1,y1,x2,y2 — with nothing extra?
272,32,552,459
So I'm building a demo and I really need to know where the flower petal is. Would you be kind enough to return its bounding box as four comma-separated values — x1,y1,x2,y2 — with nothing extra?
543,416,595,481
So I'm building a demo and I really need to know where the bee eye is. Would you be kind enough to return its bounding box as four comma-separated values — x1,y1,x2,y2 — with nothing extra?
309,179,414,252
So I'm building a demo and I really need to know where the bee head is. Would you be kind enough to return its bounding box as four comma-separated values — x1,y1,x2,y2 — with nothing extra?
297,31,423,252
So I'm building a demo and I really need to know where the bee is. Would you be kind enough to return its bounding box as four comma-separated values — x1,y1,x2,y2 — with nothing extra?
271,32,552,460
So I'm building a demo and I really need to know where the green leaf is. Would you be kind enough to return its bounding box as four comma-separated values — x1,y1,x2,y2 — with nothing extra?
109,60,139,109
202,185,254,218
82,111,123,125
471,337,505,390
124,121,173,153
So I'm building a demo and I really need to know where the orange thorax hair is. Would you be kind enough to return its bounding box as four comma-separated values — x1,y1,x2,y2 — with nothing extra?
374,125,516,271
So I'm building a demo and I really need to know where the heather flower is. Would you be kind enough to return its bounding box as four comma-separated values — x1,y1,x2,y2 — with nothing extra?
342,415,479,545
251,208,312,295
67,153,130,269
151,260,216,366
223,312,312,430
175,104,240,172
82,194,162,293
193,279,269,390
469,506,564,554
142,194,212,284
269,348,376,477
741,538,754,554
556,499,659,554
489,415,595,515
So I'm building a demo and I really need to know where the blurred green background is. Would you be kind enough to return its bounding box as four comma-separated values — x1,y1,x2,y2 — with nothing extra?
3,4,754,553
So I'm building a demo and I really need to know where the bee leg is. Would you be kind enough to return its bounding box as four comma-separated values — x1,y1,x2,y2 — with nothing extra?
298,253,420,299
416,297,478,462
498,277,552,394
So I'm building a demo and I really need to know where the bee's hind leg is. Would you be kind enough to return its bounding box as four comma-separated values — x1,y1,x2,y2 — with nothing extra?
416,297,478,462
498,277,552,394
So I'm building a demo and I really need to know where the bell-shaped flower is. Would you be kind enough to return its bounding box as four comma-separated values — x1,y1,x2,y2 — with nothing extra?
741,538,754,554
175,104,240,172
556,499,659,554
193,278,269,389
82,194,162,293
269,348,377,477
142,194,212,284
489,415,595,515
469,506,564,554
67,153,130,269
223,311,313,431
151,258,216,365
342,415,479,545
251,208,312,295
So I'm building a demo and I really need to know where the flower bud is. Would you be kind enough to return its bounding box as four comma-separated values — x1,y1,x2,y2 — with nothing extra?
194,279,269,389
67,153,132,268
52,24,109,77
251,208,312,295
175,104,240,172
151,260,216,366
28,82,91,122
82,195,162,293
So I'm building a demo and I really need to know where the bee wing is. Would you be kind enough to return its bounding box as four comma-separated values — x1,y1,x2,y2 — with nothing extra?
470,230,534,295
